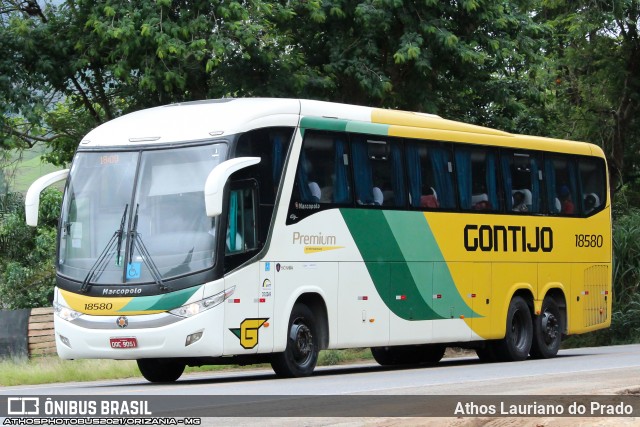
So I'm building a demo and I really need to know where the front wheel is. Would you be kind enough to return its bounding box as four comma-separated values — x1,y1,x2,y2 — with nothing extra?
530,297,563,359
271,303,319,377
494,296,533,362
137,358,185,383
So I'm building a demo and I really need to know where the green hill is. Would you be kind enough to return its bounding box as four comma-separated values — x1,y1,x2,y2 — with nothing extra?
4,145,63,194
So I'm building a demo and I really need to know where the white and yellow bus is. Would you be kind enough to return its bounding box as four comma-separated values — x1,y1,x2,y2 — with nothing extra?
26,98,611,382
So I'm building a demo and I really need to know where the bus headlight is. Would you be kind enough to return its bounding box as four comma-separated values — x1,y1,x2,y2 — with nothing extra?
169,287,235,318
53,301,83,322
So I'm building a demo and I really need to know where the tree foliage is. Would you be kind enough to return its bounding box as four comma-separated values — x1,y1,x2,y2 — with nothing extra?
538,0,640,190
0,189,61,309
1,0,554,164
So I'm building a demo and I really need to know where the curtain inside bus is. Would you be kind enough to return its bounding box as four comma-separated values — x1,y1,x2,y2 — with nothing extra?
501,155,513,210
544,158,559,213
351,137,375,204
333,138,350,203
455,149,472,209
486,151,498,209
390,144,407,206
530,157,540,213
405,143,422,208
430,147,455,209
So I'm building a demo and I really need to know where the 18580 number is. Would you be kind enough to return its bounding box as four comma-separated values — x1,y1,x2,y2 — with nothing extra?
84,303,113,311
575,234,603,248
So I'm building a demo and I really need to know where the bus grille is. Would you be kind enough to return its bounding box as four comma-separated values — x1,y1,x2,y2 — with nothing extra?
583,265,609,327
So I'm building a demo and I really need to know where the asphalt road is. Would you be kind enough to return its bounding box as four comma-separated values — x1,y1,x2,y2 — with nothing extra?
2,344,639,426
2,344,639,396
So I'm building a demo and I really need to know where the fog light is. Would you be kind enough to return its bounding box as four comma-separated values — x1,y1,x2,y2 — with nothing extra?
185,330,203,347
59,334,71,348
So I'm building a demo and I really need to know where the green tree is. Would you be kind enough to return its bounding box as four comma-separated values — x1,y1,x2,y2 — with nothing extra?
1,0,556,166
539,0,640,191
0,0,300,163
277,0,550,133
0,189,61,309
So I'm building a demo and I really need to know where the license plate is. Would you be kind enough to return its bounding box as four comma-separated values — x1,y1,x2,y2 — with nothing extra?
110,337,138,349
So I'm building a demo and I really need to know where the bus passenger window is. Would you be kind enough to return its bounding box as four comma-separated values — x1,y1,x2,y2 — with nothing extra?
455,147,499,212
501,151,541,214
295,133,351,204
352,136,406,207
543,156,577,215
579,157,606,215
406,141,455,209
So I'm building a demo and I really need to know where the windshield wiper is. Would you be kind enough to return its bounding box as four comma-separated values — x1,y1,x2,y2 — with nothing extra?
80,204,128,293
128,204,171,292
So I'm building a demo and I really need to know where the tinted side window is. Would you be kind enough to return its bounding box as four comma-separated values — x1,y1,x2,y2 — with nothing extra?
543,156,578,215
351,136,406,207
501,151,542,214
579,157,607,215
405,140,456,209
295,132,352,204
235,127,293,205
455,146,500,212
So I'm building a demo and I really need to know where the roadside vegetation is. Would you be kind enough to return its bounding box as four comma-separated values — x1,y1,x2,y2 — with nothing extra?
0,349,374,387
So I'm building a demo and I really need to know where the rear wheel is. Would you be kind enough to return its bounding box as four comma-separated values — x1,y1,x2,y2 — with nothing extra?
475,342,498,363
271,303,319,377
494,296,533,362
137,358,185,383
530,297,562,359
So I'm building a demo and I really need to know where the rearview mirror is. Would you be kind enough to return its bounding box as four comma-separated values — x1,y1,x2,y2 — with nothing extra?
204,157,260,217
25,169,69,226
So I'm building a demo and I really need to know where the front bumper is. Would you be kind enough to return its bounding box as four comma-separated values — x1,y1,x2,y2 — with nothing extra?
54,306,225,359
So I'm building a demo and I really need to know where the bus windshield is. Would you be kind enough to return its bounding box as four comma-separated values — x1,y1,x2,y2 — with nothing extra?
58,143,227,285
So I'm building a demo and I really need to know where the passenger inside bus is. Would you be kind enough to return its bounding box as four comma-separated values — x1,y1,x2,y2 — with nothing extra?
513,190,529,212
420,186,439,208
372,187,384,205
472,193,491,210
559,185,575,214
308,182,321,203
584,193,600,214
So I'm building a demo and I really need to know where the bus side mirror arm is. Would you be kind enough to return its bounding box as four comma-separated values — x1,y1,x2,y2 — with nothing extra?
204,157,260,217
25,169,70,227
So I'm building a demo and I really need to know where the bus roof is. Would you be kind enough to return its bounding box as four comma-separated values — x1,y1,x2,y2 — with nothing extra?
79,98,603,158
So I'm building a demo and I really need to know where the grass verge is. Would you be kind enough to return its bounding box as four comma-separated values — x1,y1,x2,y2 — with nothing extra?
0,357,140,387
0,349,374,387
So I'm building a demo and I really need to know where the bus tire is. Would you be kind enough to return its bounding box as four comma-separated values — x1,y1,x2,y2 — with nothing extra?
371,346,400,365
419,344,446,365
494,296,532,362
475,342,498,363
137,358,185,382
530,297,562,359
271,303,319,378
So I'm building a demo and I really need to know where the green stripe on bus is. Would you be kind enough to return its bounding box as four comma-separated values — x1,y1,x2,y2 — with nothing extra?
300,117,390,136
341,209,478,320
300,117,348,132
119,286,201,312
341,209,442,320
345,121,389,136
383,211,477,319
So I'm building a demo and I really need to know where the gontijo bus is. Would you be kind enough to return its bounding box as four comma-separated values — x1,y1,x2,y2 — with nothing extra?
26,98,611,382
